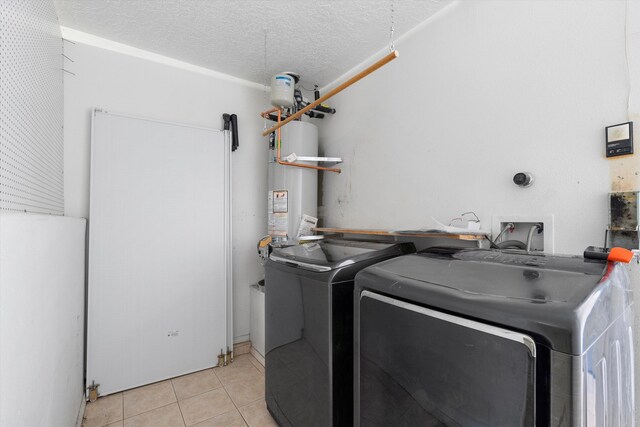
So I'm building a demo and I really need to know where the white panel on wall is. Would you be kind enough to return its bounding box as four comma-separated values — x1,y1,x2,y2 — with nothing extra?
0,0,64,214
62,36,267,342
0,213,86,427
87,110,231,395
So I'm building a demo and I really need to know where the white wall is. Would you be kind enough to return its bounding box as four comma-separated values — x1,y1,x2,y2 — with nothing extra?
62,32,267,342
0,2,87,425
319,0,633,255
629,0,640,122
319,0,640,423
0,214,86,427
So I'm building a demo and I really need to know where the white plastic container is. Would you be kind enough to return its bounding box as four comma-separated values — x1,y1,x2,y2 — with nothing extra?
250,283,265,361
270,73,295,108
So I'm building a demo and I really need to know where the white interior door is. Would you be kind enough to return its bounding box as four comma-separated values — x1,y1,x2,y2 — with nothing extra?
87,110,231,395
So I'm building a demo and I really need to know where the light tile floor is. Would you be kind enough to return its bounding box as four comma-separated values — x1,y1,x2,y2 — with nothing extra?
82,354,276,427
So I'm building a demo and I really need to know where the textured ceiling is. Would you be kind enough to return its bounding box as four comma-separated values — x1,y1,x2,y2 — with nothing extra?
53,0,453,88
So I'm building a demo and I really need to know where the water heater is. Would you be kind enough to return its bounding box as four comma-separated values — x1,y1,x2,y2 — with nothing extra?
267,121,318,242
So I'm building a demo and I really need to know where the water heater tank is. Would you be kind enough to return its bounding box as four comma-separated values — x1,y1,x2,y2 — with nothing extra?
268,121,318,242
270,73,295,108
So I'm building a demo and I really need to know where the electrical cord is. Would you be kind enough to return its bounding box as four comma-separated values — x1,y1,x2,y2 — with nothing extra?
450,211,480,227
525,224,543,252
494,222,515,243
461,211,480,223
481,234,500,249
496,240,527,250
487,238,500,249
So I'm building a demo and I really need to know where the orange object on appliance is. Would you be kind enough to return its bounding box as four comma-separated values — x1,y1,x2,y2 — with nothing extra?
607,247,634,263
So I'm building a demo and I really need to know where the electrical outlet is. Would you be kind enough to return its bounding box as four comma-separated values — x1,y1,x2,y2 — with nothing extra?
492,215,554,253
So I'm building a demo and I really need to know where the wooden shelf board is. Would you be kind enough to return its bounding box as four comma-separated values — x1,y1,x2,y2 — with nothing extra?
313,227,487,241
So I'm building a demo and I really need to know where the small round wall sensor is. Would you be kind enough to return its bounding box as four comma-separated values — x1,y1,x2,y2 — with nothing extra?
513,172,534,187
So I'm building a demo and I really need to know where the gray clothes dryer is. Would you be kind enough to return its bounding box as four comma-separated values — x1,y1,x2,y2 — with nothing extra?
354,248,634,427
265,239,415,427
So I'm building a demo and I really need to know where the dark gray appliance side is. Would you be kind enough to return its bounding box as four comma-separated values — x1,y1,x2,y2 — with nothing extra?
355,249,629,355
353,249,634,427
265,241,415,427
356,289,537,426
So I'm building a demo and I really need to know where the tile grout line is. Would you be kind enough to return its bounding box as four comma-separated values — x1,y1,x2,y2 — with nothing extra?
209,409,246,426
247,355,265,373
237,403,252,427
212,365,234,405
172,367,227,403
177,364,252,426
104,358,261,426
122,402,178,425
169,380,188,427
176,384,226,402
120,368,222,423
174,384,226,402
238,396,265,410
217,360,266,427
133,369,229,415
120,381,180,423
235,397,268,427
212,362,252,426
83,393,124,427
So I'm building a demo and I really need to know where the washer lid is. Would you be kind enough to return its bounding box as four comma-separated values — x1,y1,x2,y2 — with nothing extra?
270,239,413,271
355,248,632,355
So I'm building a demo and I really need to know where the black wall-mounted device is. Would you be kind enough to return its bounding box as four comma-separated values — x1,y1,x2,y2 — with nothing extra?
223,113,239,152
605,122,633,158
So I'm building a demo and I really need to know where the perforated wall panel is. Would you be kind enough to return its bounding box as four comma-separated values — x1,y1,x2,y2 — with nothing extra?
0,1,63,214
